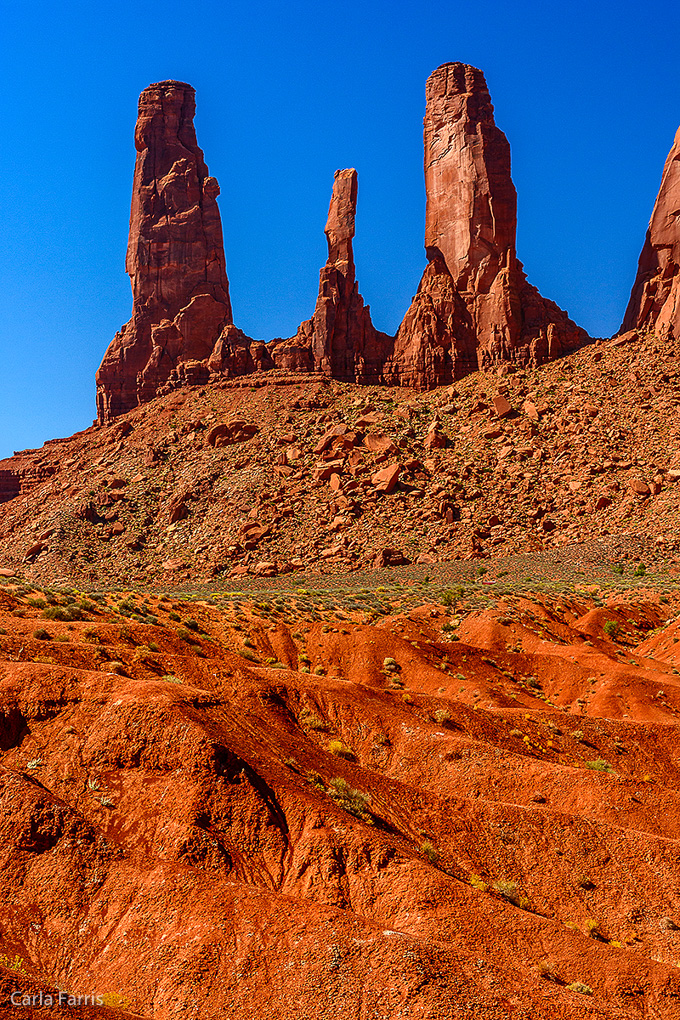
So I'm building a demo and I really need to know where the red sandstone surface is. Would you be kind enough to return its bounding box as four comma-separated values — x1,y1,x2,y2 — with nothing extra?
1,578,680,1017
623,126,680,339
389,63,589,388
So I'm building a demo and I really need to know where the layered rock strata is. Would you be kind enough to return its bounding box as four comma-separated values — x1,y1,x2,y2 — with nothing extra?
271,168,391,381
622,127,680,338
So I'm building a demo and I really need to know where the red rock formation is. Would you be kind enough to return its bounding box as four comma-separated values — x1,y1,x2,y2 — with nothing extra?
271,169,391,382
622,127,680,338
96,81,260,422
391,63,588,386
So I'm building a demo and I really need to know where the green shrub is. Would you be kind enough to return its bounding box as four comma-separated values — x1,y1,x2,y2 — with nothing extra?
603,620,620,639
584,758,611,772
328,778,372,821
300,709,328,732
33,628,51,641
43,605,84,622
491,879,521,905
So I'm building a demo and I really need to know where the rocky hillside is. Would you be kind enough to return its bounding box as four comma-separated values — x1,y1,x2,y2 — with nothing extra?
1,326,679,588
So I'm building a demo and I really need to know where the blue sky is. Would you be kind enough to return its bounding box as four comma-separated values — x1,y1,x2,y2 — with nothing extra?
1,0,678,458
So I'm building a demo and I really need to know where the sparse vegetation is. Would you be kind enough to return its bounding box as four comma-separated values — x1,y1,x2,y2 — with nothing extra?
327,778,372,822
566,981,593,996
328,739,354,759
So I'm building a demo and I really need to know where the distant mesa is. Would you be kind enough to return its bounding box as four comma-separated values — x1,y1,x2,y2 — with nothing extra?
96,65,592,423
622,126,680,339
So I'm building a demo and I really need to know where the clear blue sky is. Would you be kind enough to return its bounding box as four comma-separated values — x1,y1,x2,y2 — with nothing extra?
1,0,678,458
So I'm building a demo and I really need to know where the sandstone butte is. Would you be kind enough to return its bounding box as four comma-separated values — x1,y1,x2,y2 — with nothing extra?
95,64,591,422
622,125,680,339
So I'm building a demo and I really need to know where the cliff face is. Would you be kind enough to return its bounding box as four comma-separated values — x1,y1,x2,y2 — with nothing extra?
271,168,392,382
96,81,248,422
390,63,589,386
622,126,680,338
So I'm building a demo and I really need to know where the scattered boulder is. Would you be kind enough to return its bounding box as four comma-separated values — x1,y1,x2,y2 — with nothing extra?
371,463,401,494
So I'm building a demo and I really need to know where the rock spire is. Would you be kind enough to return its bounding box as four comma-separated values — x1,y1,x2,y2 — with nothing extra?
622,126,680,338
390,62,588,385
96,81,239,421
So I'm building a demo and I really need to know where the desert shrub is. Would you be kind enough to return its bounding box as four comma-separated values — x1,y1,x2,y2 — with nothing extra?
634,563,646,577
27,597,47,609
176,628,197,644
33,628,51,641
469,874,488,891
432,708,452,726
328,778,372,821
43,605,83,622
184,618,199,632
420,840,438,864
240,649,258,662
538,961,559,982
584,758,611,772
584,918,604,939
566,981,593,996
491,879,521,905
328,739,354,759
603,620,620,639
300,709,328,732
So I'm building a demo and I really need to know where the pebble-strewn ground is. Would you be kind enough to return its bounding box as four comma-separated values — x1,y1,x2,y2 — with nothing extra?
0,328,679,588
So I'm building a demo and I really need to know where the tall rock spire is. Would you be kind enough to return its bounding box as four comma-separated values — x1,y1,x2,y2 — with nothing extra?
622,127,680,338
96,80,236,422
271,169,391,381
390,62,588,385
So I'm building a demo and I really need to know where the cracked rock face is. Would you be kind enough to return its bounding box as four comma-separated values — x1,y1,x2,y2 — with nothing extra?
95,80,235,422
622,126,680,339
391,62,589,386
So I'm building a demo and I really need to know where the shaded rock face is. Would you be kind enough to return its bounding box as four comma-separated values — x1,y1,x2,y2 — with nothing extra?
271,169,392,382
393,63,589,385
96,81,257,422
622,127,680,338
